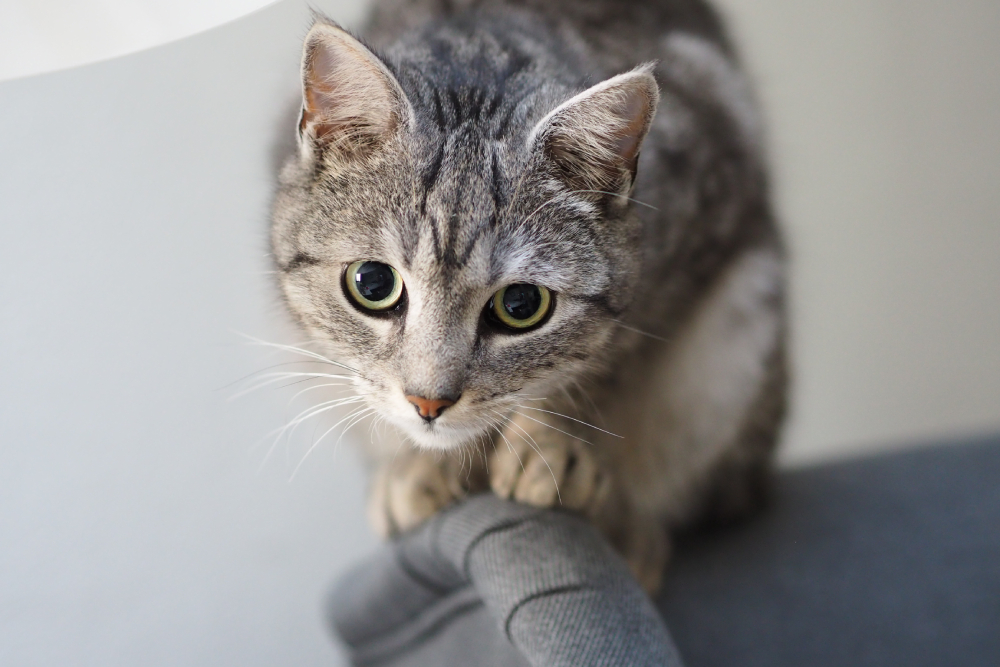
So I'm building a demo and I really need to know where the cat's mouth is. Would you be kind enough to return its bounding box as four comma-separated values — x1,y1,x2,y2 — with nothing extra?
404,418,489,450
380,393,494,451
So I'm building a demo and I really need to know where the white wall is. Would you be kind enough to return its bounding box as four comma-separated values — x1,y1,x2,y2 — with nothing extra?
1,1,998,666
0,3,372,666
714,0,1000,464
0,0,279,81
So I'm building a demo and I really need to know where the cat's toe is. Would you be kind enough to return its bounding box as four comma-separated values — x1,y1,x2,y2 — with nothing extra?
367,454,464,536
489,429,602,512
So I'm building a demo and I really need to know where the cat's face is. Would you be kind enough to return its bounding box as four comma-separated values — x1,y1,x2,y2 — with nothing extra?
271,22,657,450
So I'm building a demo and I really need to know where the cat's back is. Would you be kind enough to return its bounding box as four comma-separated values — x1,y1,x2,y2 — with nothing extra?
365,0,733,69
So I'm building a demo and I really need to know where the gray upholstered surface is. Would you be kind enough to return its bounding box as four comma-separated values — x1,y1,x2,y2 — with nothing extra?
328,435,1000,666
329,495,682,667
659,434,1000,667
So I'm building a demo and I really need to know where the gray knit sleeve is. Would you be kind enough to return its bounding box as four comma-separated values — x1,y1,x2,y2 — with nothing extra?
329,494,684,667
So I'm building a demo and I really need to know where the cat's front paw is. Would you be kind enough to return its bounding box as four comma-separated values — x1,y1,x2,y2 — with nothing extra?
367,453,467,536
489,411,609,514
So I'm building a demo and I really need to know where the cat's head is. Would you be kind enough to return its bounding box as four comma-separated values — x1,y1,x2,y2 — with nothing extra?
271,20,658,450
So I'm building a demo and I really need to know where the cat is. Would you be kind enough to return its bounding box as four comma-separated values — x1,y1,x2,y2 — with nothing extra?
270,0,787,593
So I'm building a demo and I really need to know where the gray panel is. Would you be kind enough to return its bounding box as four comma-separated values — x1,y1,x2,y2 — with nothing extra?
0,2,373,665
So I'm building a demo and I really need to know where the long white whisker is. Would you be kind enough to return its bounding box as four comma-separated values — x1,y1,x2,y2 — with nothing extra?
250,396,355,454
513,405,622,438
289,407,373,480
489,418,524,475
286,396,366,429
235,332,359,374
333,408,376,454
610,319,671,342
255,396,366,466
230,372,355,400
220,360,344,391
509,410,594,446
479,436,490,476
568,189,660,211
288,382,356,403
491,410,561,504
576,380,609,429
520,191,573,228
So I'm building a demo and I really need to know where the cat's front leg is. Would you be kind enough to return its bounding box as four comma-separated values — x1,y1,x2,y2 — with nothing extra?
367,450,484,536
489,410,612,515
489,410,670,593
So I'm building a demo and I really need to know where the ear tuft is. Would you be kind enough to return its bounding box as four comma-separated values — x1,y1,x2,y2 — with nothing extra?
299,21,410,157
532,66,659,195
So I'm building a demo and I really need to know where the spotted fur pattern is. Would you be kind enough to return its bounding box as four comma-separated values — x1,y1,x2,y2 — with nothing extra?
271,0,787,592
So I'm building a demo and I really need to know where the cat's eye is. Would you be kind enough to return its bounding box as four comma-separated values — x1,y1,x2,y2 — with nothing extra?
345,260,404,311
490,284,552,330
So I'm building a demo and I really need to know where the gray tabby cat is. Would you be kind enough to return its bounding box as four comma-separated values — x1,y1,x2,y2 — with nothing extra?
271,0,786,592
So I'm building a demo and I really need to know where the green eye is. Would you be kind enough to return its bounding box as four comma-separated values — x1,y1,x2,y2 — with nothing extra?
345,260,404,311
491,284,552,330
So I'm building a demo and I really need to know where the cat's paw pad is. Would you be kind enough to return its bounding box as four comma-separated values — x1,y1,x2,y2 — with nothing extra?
489,419,606,512
367,454,464,536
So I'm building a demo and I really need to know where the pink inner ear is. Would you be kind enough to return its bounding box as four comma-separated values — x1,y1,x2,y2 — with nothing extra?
298,28,401,149
543,75,656,191
302,42,367,141
301,47,335,136
614,93,650,164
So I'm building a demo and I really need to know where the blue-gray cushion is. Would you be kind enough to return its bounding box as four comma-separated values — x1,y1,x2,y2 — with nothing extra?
328,435,1000,666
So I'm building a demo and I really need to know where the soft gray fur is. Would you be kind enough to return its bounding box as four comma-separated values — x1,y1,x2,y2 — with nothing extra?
271,0,786,592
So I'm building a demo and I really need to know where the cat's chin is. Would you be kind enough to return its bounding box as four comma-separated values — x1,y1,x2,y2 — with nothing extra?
394,419,487,452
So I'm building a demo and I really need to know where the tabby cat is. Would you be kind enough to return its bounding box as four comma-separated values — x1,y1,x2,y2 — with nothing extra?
270,0,787,592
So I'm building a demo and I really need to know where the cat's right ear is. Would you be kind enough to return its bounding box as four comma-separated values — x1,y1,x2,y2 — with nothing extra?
298,21,412,160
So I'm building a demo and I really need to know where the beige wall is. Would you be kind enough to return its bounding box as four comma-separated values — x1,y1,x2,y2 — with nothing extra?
713,1,1000,464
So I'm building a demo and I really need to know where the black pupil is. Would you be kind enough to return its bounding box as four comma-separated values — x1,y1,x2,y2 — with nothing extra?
354,262,395,302
501,284,542,321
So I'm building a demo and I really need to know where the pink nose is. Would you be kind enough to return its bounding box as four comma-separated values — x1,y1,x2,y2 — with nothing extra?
405,395,456,421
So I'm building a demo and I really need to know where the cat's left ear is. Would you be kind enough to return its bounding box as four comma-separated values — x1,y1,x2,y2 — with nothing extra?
529,65,659,197
298,20,413,159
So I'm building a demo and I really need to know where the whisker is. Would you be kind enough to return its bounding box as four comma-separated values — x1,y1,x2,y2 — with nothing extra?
234,332,359,374
289,382,355,403
229,371,355,400
290,406,373,480
491,410,561,504
513,405,622,438
489,418,525,475
519,191,573,228
509,410,594,446
479,436,490,476
218,360,345,392
510,395,548,402
571,379,608,429
233,379,346,402
255,396,367,470
458,445,469,479
557,385,582,415
568,189,660,211
610,319,670,342
332,408,376,455
286,396,366,429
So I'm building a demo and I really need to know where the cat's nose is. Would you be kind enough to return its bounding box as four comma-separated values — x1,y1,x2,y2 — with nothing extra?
405,395,458,421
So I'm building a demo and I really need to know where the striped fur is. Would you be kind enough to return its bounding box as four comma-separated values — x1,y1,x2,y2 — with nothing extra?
271,0,787,592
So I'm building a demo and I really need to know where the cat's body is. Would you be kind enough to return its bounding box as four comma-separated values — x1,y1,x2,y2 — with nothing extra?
271,0,786,591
